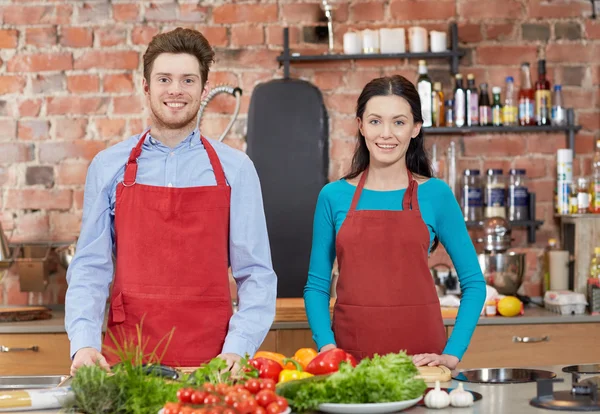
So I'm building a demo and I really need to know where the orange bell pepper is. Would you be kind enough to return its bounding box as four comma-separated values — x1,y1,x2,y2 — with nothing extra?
284,348,318,369
253,351,286,367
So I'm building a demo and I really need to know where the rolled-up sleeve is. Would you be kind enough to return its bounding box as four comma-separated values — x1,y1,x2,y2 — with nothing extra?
222,156,277,357
65,156,115,359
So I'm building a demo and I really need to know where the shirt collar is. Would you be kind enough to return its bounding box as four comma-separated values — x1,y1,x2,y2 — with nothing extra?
144,128,202,150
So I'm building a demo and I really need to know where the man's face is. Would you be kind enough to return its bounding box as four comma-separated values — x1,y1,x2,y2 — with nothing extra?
144,53,207,130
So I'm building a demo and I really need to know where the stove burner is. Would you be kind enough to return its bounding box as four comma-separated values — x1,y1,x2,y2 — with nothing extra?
564,365,600,375
530,377,600,411
454,368,556,384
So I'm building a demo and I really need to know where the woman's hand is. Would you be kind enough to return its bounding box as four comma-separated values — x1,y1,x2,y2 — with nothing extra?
412,353,459,370
319,344,337,353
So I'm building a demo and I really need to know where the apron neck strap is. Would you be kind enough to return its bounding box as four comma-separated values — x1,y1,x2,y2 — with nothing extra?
349,167,419,212
200,136,227,186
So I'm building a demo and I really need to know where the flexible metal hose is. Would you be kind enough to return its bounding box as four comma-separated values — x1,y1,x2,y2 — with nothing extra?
196,85,243,142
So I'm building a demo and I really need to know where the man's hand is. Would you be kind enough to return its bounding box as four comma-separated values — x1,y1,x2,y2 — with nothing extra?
70,347,110,376
319,344,337,354
217,353,242,374
412,353,459,370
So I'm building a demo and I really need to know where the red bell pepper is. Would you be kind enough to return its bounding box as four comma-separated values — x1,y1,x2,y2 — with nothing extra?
305,348,357,375
248,357,283,382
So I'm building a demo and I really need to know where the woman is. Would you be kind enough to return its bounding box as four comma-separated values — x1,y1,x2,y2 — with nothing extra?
304,75,486,369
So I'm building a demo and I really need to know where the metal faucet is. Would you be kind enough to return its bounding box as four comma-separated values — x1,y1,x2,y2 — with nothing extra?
196,85,243,142
321,0,334,54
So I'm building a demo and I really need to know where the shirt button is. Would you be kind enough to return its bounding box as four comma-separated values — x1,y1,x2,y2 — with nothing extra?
168,183,172,187
170,152,175,157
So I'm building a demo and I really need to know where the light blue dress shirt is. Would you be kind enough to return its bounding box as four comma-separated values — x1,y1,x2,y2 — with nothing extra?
65,128,277,359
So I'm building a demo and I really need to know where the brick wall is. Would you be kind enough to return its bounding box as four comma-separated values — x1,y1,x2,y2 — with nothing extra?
0,0,598,304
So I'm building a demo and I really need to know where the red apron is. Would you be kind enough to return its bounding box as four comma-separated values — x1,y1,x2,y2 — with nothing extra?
102,130,233,368
333,168,447,360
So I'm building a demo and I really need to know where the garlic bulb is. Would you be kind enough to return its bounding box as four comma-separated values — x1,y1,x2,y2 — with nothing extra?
450,382,474,407
424,380,450,409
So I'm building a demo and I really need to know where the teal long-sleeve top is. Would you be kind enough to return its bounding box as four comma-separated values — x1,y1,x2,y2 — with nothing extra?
303,177,486,360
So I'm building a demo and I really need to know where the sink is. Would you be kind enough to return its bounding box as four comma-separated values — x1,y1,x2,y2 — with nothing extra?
0,375,70,390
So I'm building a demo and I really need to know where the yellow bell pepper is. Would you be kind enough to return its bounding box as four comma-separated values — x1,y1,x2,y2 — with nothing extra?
278,359,314,383
253,351,286,367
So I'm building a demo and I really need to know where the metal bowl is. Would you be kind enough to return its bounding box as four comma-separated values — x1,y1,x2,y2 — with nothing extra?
477,252,526,295
56,243,76,269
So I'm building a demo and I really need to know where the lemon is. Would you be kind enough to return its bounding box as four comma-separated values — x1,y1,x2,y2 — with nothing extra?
497,296,522,317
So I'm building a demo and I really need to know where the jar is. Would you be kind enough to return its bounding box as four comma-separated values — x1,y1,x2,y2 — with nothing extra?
485,169,506,219
461,169,483,222
577,177,591,214
508,169,529,221
569,181,578,214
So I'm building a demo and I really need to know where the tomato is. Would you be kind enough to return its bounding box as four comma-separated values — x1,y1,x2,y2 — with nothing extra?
163,402,181,414
223,409,237,414
255,390,277,408
253,407,267,414
203,383,216,393
203,394,221,405
191,409,208,414
259,379,276,391
265,403,282,414
216,383,230,395
245,399,258,411
190,390,207,405
244,378,261,394
275,397,288,410
232,384,246,393
207,407,224,414
177,388,194,404
178,406,195,414
224,392,238,406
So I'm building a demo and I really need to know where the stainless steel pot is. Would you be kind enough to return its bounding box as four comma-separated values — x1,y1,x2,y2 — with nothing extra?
477,251,525,295
476,217,513,252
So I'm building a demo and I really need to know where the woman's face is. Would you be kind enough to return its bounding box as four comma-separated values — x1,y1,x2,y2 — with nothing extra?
358,94,422,168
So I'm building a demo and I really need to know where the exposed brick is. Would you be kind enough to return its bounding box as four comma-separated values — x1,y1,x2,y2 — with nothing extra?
463,135,526,157
266,25,301,46
113,3,140,22
74,51,139,70
457,0,523,19
178,4,209,23
103,73,134,93
350,2,385,22
94,26,127,47
231,25,264,47
31,74,64,94
0,101,16,118
346,69,383,91
0,143,34,165
333,117,359,139
574,133,595,154
324,94,357,115
528,179,555,202
132,26,159,45
19,100,42,117
546,44,595,63
53,118,88,141
56,162,89,185
215,49,280,69
4,273,33,305
74,190,84,210
280,4,322,22
77,2,109,23
529,0,588,19
458,23,483,43
579,112,600,132
95,118,126,140
313,71,346,91
526,134,567,154
477,45,537,65
25,166,54,188
486,23,516,41
39,141,106,163
586,21,600,39
0,76,26,95
18,120,50,141
561,66,586,86
561,89,595,109
3,5,72,25
195,26,229,47
555,21,582,41
0,119,17,141
25,27,57,47
113,96,143,114
390,0,455,20
59,27,93,48
47,97,109,115
7,53,73,73
0,29,18,48
213,4,278,24
239,72,272,92
521,23,551,42
5,189,72,210
49,212,82,239
331,137,358,160
66,74,100,94
302,26,329,44
145,3,177,22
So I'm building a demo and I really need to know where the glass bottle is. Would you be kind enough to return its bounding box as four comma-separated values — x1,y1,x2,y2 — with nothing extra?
453,74,466,127
577,177,591,214
503,76,518,126
535,59,552,126
492,86,503,127
518,62,536,126
551,85,566,126
417,60,433,128
466,74,479,126
445,99,454,127
432,82,445,127
478,83,492,126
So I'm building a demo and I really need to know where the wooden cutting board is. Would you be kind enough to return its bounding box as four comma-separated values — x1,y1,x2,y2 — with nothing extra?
0,306,52,322
415,365,452,382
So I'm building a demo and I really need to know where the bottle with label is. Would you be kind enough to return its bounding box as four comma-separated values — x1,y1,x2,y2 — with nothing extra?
535,59,552,126
445,99,454,127
518,63,536,126
461,169,483,221
478,83,492,126
453,74,466,127
466,74,479,126
485,169,506,218
551,85,566,126
503,76,518,126
542,238,558,294
577,177,591,214
508,169,528,220
432,82,445,127
592,139,600,213
417,60,433,127
556,149,573,215
492,86,503,127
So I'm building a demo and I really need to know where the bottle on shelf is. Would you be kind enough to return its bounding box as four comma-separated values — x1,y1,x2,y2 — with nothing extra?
466,74,479,126
590,247,600,279
461,169,483,222
492,86,503,127
591,139,600,213
577,177,591,214
551,85,566,126
417,60,433,128
445,99,454,127
535,59,552,126
508,169,528,221
478,83,492,126
542,238,558,294
518,62,536,126
432,82,445,127
453,74,466,127
503,76,518,126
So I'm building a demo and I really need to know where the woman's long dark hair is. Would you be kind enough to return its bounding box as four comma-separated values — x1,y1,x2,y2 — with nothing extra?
343,75,439,251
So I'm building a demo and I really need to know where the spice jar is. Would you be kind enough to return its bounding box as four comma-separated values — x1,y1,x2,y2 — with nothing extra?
577,177,591,214
508,169,529,221
485,169,506,219
461,169,483,221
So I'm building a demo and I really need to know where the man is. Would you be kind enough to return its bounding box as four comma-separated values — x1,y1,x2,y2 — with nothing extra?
65,28,277,375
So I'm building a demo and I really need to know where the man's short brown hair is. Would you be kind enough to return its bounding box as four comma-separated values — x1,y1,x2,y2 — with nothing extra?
143,27,215,86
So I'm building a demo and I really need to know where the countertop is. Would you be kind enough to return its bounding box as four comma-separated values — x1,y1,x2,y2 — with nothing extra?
24,364,594,413
1,302,600,334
